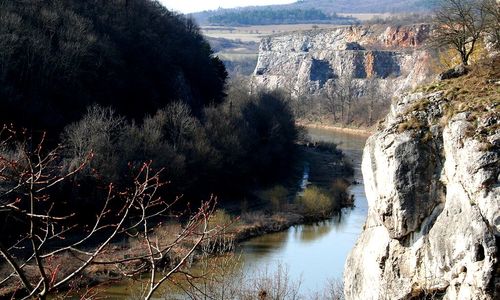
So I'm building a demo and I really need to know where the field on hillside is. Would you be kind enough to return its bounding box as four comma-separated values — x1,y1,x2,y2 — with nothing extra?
202,24,348,43
204,24,350,76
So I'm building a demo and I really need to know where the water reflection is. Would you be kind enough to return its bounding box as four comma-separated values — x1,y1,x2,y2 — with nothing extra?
238,128,369,293
240,233,288,257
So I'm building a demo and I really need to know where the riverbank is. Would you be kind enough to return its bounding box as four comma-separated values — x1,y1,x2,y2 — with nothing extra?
0,139,355,299
297,121,374,136
102,127,369,298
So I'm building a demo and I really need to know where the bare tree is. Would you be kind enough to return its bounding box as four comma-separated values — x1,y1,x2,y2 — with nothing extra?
0,127,215,300
484,0,500,49
323,77,359,124
431,0,490,65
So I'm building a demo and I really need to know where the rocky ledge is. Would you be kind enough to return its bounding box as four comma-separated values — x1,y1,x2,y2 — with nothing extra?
252,24,434,98
344,60,499,299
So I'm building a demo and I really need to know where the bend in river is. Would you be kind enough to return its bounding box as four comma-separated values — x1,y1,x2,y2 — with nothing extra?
237,128,369,294
101,128,369,298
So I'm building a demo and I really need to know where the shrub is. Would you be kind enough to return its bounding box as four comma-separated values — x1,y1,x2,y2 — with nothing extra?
330,179,351,206
261,185,289,211
208,210,238,231
60,85,299,205
61,105,127,182
297,186,334,217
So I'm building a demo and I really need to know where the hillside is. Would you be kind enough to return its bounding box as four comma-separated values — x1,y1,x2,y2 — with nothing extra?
207,8,356,26
192,0,438,25
0,0,227,132
285,0,438,13
0,0,300,225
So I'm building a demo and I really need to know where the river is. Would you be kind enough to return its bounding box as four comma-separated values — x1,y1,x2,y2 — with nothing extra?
237,128,369,294
101,128,369,298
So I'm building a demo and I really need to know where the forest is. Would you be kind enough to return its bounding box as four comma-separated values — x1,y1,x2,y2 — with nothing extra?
207,8,356,26
0,1,372,299
0,2,301,296
0,0,227,132
0,0,299,200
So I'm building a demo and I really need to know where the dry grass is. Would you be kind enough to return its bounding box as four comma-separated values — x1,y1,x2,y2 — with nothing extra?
338,13,396,21
241,211,268,225
202,23,347,42
399,56,499,142
397,116,424,133
208,209,241,231
216,52,259,61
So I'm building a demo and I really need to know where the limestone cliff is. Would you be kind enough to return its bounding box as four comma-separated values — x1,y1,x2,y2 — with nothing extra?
252,24,434,98
344,61,499,299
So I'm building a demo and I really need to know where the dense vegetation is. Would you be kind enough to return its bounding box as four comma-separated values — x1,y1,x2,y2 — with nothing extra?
207,8,356,26
0,0,299,208
0,0,227,132
61,90,298,200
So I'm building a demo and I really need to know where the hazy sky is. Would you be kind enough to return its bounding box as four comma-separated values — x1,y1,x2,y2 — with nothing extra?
160,0,295,14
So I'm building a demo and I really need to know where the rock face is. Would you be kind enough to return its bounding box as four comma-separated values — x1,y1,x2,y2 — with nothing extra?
344,90,499,299
252,24,434,98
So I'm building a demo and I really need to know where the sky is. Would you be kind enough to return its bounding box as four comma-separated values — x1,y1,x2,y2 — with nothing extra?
160,0,296,14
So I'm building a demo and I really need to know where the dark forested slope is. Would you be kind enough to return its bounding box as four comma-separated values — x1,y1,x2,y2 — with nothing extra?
0,0,299,202
0,0,227,132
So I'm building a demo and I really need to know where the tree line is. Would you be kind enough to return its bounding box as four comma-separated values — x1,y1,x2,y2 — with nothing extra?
208,8,357,26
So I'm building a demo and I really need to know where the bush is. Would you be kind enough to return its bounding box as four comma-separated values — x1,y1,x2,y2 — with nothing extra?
62,105,127,182
208,210,239,231
305,140,342,155
297,186,335,217
203,88,299,193
261,185,289,211
330,179,351,206
60,87,299,206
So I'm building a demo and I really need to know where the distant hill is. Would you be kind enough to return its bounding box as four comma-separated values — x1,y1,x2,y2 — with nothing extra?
207,8,357,26
192,0,438,25
287,0,438,14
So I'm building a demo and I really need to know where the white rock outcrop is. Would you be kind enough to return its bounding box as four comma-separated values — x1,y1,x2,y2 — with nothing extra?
344,91,499,299
252,25,434,98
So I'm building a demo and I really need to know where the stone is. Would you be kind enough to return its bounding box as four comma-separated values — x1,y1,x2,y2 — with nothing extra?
438,64,470,81
344,89,500,300
251,24,434,99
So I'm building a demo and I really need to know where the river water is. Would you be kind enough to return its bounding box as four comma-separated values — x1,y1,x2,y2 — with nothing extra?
237,128,369,294
101,128,369,298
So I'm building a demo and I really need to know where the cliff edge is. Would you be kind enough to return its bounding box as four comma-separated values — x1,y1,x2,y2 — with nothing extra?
252,24,434,98
344,58,500,299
